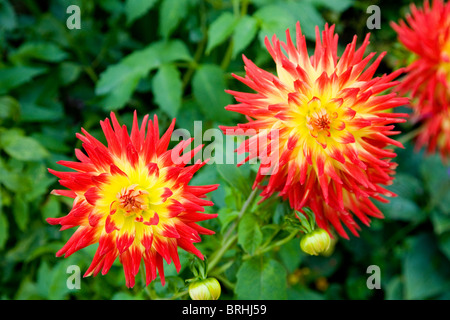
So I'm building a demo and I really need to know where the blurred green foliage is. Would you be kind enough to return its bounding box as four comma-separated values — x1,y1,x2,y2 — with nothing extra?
1,0,450,300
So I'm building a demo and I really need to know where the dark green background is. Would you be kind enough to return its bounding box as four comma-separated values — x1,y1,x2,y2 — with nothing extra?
1,0,449,300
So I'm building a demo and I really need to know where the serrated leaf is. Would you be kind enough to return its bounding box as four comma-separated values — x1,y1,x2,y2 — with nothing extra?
307,0,354,13
3,135,49,161
278,237,301,273
431,210,450,235
37,261,52,298
0,67,47,95
13,196,29,232
254,5,296,46
236,257,287,299
192,64,232,121
41,196,61,222
377,196,423,222
125,0,158,25
152,64,182,118
438,232,450,261
282,1,325,41
232,15,258,58
403,233,450,299
0,96,20,121
216,163,251,197
0,211,9,250
0,0,17,31
95,49,158,96
238,213,263,255
159,0,189,38
96,40,191,110
218,208,239,233
58,62,81,85
420,155,450,214
9,42,68,64
206,11,237,54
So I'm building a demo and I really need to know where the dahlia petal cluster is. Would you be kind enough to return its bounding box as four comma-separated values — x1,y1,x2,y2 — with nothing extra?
392,0,450,159
48,111,218,288
222,22,408,238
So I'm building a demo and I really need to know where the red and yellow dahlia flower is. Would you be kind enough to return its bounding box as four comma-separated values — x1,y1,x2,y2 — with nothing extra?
391,0,450,159
48,111,218,288
221,22,408,239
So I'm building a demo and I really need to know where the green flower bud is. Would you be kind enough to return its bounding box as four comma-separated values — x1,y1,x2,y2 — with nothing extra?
188,277,221,300
300,228,331,256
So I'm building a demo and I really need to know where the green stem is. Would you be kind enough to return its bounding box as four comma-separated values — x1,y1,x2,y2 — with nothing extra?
140,261,154,299
220,39,234,70
208,187,259,272
382,221,421,254
244,230,298,260
215,274,236,291
166,290,189,300
182,0,207,91
396,126,422,147
220,0,250,71
208,234,238,273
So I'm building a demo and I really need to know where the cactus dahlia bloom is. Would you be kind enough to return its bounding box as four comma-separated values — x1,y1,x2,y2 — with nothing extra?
47,112,218,288
391,0,450,159
221,22,408,239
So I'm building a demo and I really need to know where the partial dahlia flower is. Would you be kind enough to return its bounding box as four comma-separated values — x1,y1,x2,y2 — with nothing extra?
391,0,450,159
221,22,408,239
48,111,218,288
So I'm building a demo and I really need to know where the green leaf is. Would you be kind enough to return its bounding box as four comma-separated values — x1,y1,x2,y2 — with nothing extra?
0,96,20,121
58,62,82,85
37,260,73,300
287,285,324,300
438,232,450,261
41,196,61,222
282,1,325,41
0,0,17,31
431,210,450,235
37,261,52,298
420,155,450,214
254,5,296,46
96,40,191,110
403,233,450,299
96,50,157,96
3,135,49,161
20,101,64,122
0,211,9,250
0,66,47,95
232,15,258,58
385,276,404,300
236,257,287,299
386,174,423,200
9,42,68,64
151,40,193,63
152,64,182,118
307,0,354,13
192,64,232,121
216,163,252,197
159,0,189,38
125,0,158,25
13,196,29,232
278,237,302,273
218,208,239,233
376,197,423,222
238,213,263,255
206,11,237,54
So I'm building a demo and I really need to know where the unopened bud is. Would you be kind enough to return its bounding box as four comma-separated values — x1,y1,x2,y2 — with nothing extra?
188,277,221,300
300,228,331,256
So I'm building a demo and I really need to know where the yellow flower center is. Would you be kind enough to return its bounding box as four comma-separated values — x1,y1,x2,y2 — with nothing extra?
305,97,337,138
116,184,149,216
